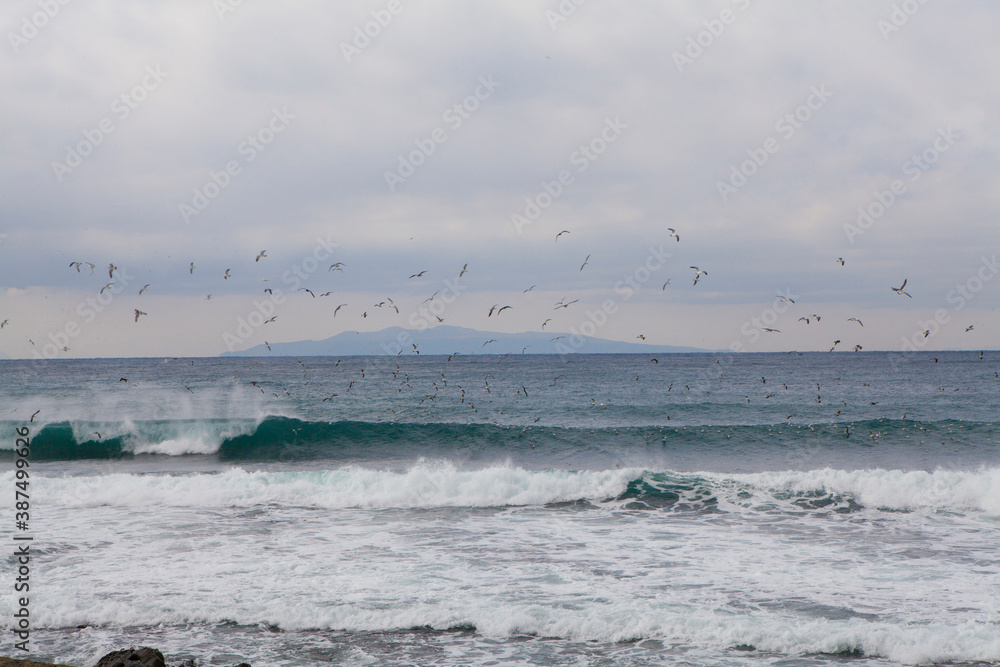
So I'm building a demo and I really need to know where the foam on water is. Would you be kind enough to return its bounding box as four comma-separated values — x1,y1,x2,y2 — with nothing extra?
13,464,1000,514
721,466,1000,515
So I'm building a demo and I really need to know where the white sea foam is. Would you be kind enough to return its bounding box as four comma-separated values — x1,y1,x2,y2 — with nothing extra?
15,464,640,509
19,589,1000,665
11,464,1000,514
718,466,1000,515
6,463,1000,666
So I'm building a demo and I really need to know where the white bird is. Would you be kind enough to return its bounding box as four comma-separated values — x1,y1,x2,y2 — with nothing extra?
690,266,707,285
223,269,230,280
189,262,195,274
892,279,912,298
848,318,863,327
134,309,147,322
555,230,570,241
668,228,679,242
256,251,267,262
139,284,150,295
580,254,590,271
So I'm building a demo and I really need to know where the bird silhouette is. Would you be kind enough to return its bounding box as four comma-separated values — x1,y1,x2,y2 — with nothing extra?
891,279,912,298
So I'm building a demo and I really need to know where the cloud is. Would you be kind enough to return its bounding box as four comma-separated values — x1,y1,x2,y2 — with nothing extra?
1,0,998,356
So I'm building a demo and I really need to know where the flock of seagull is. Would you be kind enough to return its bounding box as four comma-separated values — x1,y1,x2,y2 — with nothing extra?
7,232,991,437
0,227,981,359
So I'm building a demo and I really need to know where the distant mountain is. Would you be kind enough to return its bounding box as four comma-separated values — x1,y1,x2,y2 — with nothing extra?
220,325,708,357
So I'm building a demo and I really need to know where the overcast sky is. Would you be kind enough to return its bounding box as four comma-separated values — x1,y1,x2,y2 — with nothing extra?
1,0,998,358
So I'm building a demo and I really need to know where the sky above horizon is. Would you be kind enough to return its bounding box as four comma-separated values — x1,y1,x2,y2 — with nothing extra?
1,0,998,359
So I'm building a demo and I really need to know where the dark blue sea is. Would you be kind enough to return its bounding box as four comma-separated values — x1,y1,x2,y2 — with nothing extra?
2,352,999,666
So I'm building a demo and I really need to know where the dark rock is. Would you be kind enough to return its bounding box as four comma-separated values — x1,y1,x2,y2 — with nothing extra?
95,647,165,667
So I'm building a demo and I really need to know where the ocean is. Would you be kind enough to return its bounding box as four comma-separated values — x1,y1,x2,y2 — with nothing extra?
2,352,999,667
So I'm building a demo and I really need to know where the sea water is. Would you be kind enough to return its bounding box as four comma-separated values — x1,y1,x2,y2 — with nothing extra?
1,352,998,666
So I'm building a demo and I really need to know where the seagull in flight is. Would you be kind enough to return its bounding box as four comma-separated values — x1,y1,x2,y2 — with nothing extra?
108,263,118,278
555,230,570,241
579,254,591,271
847,318,863,327
965,325,974,332
0,319,7,328
636,334,645,340
299,288,315,298
459,263,468,277
139,284,150,295
334,304,346,317
690,266,707,285
661,279,671,290
100,283,114,294
523,285,535,293
256,251,267,262
554,298,578,310
541,318,552,329
69,261,83,272
837,257,845,266
409,270,427,278
223,269,230,280
777,295,795,304
892,279,912,298
482,339,497,346
496,305,512,315
762,328,781,333
134,309,147,323
668,228,679,242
